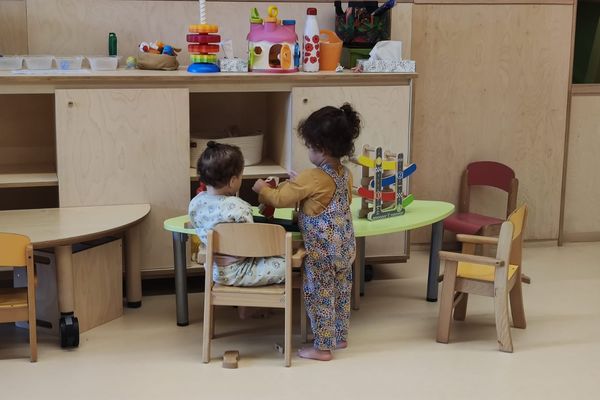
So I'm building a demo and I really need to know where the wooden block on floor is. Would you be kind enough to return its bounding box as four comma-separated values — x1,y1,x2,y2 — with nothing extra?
223,350,239,369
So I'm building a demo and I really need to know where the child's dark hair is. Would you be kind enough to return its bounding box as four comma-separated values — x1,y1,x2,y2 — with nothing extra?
197,141,244,188
297,103,361,158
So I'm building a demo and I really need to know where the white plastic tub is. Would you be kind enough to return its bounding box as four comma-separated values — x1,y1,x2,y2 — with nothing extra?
24,55,54,70
190,133,264,167
0,56,23,70
88,56,120,71
55,56,84,70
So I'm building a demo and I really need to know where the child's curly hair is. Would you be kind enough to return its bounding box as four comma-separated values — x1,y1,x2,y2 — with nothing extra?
297,103,361,158
197,141,244,188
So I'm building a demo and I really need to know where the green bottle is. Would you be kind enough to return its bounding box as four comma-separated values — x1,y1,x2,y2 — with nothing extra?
108,33,117,56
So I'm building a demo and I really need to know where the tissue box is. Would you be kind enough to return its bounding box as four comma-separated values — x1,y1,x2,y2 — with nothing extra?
357,59,416,73
218,58,248,72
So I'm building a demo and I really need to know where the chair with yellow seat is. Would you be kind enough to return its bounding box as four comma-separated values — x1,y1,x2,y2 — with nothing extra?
0,233,37,362
202,223,304,367
436,204,527,352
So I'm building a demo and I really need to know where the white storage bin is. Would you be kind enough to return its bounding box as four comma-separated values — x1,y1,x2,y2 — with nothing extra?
190,132,264,168
88,56,120,71
0,56,24,70
55,56,84,70
24,55,54,70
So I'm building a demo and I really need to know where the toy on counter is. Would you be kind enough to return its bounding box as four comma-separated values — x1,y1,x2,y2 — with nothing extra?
351,145,416,221
247,6,299,73
187,0,220,73
139,41,181,56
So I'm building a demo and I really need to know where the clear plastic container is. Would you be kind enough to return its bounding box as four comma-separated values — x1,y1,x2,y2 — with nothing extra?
0,56,24,70
55,56,84,70
24,55,54,70
88,56,120,71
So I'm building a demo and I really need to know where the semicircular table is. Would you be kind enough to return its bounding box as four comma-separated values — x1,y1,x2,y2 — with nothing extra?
0,204,151,347
164,200,454,326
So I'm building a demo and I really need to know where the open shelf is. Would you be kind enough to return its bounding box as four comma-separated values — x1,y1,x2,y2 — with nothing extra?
189,158,288,181
0,164,58,189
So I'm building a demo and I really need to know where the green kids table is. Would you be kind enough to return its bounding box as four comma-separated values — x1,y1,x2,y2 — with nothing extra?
164,200,454,326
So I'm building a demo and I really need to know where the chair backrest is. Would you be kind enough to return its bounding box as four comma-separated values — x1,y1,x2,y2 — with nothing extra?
0,232,31,268
459,161,519,217
209,223,287,258
507,204,528,268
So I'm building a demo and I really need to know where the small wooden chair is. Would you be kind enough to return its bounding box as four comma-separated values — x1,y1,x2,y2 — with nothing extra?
0,233,37,362
437,204,527,352
444,161,518,238
202,223,299,367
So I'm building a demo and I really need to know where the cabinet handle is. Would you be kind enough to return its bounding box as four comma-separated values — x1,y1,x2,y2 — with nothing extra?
302,98,308,104
68,101,74,108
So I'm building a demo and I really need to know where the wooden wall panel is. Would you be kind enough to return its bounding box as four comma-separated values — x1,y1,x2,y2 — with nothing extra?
563,94,600,241
0,0,28,54
411,4,572,241
391,3,413,59
26,0,337,61
55,88,189,271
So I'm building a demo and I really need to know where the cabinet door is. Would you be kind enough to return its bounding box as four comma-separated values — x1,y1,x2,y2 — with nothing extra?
56,89,189,271
291,86,412,259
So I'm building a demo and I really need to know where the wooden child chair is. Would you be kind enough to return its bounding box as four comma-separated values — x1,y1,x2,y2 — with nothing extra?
436,204,528,352
202,223,304,367
444,161,518,239
0,233,37,362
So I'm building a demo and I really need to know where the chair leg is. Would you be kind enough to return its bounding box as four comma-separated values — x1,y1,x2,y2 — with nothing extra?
210,307,215,339
510,275,527,329
453,293,468,321
285,299,292,367
494,288,513,353
202,298,212,363
29,313,37,362
437,261,458,344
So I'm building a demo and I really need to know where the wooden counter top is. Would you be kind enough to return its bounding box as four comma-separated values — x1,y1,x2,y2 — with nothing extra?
0,68,417,94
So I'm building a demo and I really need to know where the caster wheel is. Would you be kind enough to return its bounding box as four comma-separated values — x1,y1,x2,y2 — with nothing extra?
59,315,80,348
364,265,374,282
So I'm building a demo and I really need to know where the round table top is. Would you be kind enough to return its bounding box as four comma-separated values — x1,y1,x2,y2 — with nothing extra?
164,200,454,238
0,204,151,248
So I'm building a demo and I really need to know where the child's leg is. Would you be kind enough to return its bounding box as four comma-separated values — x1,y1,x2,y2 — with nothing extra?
303,258,336,351
334,265,352,348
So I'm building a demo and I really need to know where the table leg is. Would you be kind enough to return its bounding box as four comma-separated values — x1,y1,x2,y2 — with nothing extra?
55,245,79,348
427,221,444,302
173,232,189,326
352,237,366,310
125,225,142,308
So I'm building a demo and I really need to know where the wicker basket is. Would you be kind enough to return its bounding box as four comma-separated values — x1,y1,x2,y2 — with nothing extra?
190,132,264,168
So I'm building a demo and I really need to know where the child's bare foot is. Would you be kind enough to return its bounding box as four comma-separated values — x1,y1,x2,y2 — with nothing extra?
337,340,348,349
298,347,333,361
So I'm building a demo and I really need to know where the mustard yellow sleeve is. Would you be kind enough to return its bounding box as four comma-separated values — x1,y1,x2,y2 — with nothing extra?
259,170,319,208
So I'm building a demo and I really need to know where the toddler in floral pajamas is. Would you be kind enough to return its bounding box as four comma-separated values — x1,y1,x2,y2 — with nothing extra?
189,141,285,287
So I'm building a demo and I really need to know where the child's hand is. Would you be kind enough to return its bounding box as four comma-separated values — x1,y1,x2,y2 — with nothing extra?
288,170,298,181
252,179,268,193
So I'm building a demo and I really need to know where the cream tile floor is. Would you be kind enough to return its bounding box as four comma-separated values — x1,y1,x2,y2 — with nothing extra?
1,243,599,399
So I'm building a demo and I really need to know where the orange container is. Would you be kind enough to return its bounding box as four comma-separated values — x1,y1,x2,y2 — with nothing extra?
319,29,342,71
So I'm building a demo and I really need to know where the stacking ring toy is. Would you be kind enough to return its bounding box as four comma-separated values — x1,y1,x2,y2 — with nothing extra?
190,54,217,64
188,44,220,54
186,34,221,44
189,24,219,34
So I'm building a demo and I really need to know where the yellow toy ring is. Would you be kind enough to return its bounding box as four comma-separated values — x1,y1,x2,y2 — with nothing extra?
189,24,219,34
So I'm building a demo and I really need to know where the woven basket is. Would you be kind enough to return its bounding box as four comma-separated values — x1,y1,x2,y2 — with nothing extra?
190,133,264,168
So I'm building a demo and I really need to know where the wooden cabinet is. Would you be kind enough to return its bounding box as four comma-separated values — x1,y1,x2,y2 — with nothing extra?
55,89,190,271
291,85,413,259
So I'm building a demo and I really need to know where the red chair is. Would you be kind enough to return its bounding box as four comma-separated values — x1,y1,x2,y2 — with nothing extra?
444,161,518,238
